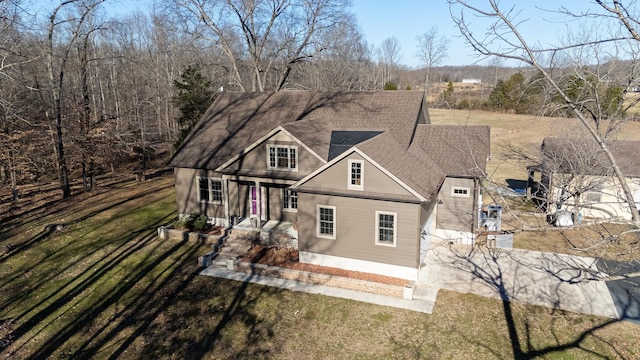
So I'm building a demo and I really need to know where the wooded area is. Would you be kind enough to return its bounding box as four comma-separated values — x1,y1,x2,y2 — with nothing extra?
3,0,640,217
0,0,495,199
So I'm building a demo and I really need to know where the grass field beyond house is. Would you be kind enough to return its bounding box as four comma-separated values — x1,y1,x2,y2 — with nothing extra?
429,108,640,186
0,175,638,358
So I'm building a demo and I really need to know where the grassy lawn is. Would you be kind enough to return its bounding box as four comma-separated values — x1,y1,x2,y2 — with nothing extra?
1,175,639,358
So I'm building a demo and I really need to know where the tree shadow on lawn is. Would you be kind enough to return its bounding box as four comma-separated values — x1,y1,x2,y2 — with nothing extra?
0,174,173,239
3,230,283,359
4,222,180,357
431,244,635,358
0,213,174,322
0,184,177,313
134,274,284,359
0,180,174,266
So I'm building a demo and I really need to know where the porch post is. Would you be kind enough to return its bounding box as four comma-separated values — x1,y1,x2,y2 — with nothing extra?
256,180,262,229
222,175,230,227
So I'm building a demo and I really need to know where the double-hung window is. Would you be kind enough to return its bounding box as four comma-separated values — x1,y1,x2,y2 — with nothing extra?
317,205,336,239
283,189,298,211
348,159,364,190
268,145,297,171
375,211,397,247
198,177,223,203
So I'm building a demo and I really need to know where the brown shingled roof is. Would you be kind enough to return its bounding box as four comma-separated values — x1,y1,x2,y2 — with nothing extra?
410,124,490,177
541,137,640,177
280,119,335,160
355,132,446,200
169,90,428,169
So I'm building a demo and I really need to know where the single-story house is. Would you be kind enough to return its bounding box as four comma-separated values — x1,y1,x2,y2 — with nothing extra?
527,137,640,222
169,91,490,280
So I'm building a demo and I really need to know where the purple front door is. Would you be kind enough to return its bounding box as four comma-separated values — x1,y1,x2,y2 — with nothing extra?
250,185,265,220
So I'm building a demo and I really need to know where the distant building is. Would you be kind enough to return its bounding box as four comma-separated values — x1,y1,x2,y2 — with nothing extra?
461,79,482,84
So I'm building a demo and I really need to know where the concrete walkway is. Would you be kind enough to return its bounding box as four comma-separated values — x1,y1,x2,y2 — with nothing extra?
201,266,436,313
201,233,436,313
420,241,620,318
200,233,622,318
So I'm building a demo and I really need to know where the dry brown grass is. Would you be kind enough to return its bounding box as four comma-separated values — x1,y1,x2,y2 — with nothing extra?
430,108,640,185
1,173,639,359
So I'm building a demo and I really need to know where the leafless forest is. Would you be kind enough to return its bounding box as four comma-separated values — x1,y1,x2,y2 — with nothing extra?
0,0,514,199
3,0,640,209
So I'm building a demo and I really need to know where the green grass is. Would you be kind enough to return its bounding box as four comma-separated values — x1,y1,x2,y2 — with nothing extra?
1,176,639,359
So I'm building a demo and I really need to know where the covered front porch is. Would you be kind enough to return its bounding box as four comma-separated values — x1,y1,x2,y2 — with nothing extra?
223,174,299,230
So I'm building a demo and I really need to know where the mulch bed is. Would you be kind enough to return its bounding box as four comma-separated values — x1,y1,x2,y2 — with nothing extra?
240,244,409,287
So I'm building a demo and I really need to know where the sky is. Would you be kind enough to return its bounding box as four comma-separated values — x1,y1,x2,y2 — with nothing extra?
30,0,601,68
351,0,597,68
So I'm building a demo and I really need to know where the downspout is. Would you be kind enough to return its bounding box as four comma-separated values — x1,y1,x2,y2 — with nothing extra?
472,178,480,239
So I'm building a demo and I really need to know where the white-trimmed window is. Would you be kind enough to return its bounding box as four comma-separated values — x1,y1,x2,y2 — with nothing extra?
267,145,297,171
317,205,336,239
375,211,397,247
585,186,603,202
451,186,470,198
283,189,298,211
198,177,224,203
348,159,364,190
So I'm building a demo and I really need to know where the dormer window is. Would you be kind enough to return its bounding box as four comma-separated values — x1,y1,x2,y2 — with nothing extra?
348,159,364,190
267,145,297,171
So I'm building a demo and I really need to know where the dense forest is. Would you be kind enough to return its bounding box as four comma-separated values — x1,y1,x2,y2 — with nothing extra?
0,0,634,199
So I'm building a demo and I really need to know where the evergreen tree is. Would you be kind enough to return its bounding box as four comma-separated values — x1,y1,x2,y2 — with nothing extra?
172,65,214,148
383,81,398,90
488,72,527,112
441,81,455,105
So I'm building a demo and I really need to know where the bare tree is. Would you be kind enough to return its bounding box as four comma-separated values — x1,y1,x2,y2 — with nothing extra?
165,0,352,92
296,16,374,90
378,36,402,88
416,26,449,93
45,0,106,198
448,0,640,224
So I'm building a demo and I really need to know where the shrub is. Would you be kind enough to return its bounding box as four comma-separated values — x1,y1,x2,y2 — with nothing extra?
173,212,210,232
192,213,209,231
457,99,470,109
383,81,398,90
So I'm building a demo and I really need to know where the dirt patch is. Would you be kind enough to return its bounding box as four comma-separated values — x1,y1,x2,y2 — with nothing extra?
240,244,408,287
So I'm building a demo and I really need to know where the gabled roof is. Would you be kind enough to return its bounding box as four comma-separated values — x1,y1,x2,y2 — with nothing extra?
169,90,428,169
292,125,490,201
410,124,490,177
354,132,446,200
215,125,327,172
541,137,640,178
291,137,434,202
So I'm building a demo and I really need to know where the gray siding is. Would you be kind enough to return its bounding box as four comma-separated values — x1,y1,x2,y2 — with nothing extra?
420,199,437,227
303,152,413,196
436,177,475,232
174,167,225,219
298,193,421,268
224,131,324,175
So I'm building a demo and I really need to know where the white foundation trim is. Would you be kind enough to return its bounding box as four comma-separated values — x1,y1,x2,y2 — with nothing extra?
299,251,418,281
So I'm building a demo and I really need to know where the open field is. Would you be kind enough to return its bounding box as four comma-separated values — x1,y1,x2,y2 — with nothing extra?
1,175,639,358
430,108,640,186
